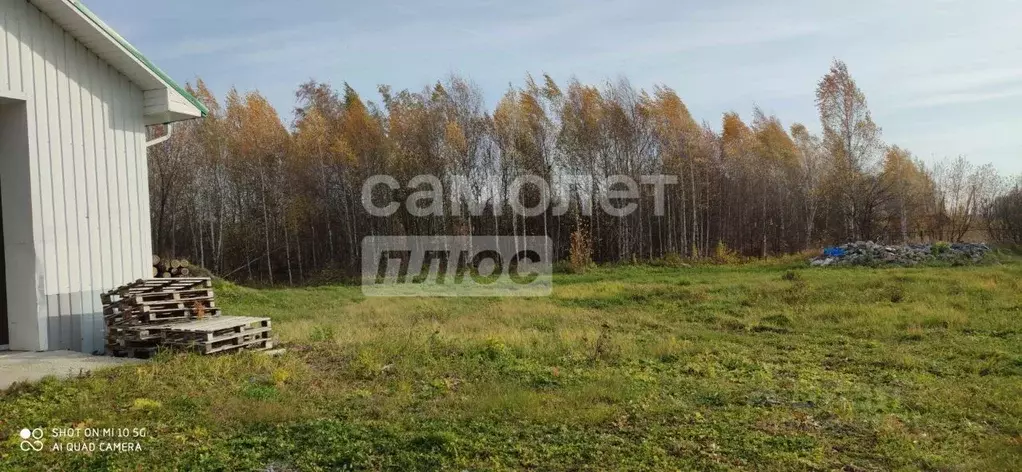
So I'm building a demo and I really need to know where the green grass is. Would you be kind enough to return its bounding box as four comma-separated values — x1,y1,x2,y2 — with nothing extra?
2,259,1022,470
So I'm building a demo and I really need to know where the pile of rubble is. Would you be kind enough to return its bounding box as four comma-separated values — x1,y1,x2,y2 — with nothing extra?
810,241,991,267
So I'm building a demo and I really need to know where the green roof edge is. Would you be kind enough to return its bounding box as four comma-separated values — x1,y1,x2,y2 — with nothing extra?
72,0,209,117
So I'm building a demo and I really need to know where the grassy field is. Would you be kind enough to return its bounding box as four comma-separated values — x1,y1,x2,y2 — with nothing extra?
2,257,1021,470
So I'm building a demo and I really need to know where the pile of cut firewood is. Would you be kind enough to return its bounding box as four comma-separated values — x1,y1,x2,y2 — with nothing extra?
152,255,193,278
102,277,273,358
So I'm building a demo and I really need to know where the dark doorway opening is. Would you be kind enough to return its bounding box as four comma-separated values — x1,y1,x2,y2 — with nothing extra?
0,97,26,349
1,95,33,350
0,184,6,347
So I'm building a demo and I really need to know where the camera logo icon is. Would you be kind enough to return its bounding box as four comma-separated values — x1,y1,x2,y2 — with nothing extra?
19,428,44,451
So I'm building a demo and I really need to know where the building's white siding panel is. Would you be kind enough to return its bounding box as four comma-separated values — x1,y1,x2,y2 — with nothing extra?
1,0,152,352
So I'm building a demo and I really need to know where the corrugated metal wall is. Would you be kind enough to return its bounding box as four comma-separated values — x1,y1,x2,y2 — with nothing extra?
1,0,153,352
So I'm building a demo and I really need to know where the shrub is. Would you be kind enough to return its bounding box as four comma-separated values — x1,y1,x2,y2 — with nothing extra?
713,241,741,264
552,260,574,274
569,222,594,273
781,270,802,281
660,251,687,267
986,183,1022,244
309,325,336,342
887,286,905,303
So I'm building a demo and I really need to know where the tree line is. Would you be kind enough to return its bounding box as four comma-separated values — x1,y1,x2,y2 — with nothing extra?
148,60,1018,284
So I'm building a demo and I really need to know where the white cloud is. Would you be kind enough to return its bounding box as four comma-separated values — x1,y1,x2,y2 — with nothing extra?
912,67,1022,95
899,86,1022,109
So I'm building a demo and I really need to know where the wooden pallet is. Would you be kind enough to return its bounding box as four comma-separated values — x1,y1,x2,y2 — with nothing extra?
122,291,215,305
105,332,271,356
101,278,212,304
107,326,163,341
105,338,160,350
104,299,217,315
117,289,215,304
152,316,273,354
141,310,221,323
125,312,219,325
105,309,221,324
104,294,215,310
206,337,273,354
156,316,270,339
106,344,160,359
105,300,217,315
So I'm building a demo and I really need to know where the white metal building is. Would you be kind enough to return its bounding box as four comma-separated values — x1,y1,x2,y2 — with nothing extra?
0,0,205,352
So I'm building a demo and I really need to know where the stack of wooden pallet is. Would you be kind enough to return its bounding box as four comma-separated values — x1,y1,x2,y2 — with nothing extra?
102,278,273,358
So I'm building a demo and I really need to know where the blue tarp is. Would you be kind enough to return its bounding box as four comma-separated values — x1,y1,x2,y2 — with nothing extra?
823,247,846,257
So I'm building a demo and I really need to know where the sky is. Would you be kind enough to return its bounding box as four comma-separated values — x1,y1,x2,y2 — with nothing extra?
86,0,1022,175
